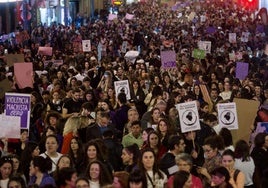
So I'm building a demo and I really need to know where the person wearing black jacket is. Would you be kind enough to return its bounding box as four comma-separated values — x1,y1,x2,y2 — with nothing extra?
159,135,185,177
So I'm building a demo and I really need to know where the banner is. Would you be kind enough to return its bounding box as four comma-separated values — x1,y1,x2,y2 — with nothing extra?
82,40,91,52
5,92,31,130
160,50,176,69
236,62,248,80
0,114,20,138
217,102,238,130
176,101,201,133
38,47,53,56
14,62,33,89
114,80,131,100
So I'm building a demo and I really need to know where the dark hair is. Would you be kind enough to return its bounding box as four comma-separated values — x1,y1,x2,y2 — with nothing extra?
147,131,161,149
138,148,164,180
173,170,190,188
168,135,184,150
86,160,113,186
124,144,140,164
32,156,52,173
211,166,231,182
219,128,233,147
234,139,250,162
81,102,94,112
203,135,225,150
68,137,84,168
203,113,217,122
45,134,59,144
222,149,235,160
84,140,102,164
75,177,89,186
117,92,127,104
0,156,13,179
8,175,27,188
128,169,147,187
131,120,141,127
57,167,77,186
254,132,268,148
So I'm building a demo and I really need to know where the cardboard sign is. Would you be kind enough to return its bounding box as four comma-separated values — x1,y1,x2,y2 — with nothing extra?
108,14,118,21
14,62,33,89
0,114,21,138
82,40,91,52
198,41,211,54
125,13,134,20
114,80,131,100
5,54,24,66
38,47,53,56
192,49,205,59
241,32,249,43
161,50,176,69
176,101,201,133
5,92,31,130
229,33,237,43
217,102,239,130
236,62,248,80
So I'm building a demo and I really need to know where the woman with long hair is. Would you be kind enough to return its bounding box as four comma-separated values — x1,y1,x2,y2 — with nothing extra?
172,170,192,188
68,137,84,175
143,131,167,160
85,160,113,188
121,144,140,173
138,148,167,188
157,118,175,148
28,156,56,187
234,140,255,188
0,156,13,188
210,166,233,188
222,149,245,188
20,142,40,183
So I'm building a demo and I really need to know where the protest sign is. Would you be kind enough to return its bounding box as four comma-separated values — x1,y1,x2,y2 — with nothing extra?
192,49,205,59
114,80,131,100
38,47,53,56
232,98,259,143
14,62,33,89
241,32,249,42
98,43,102,62
198,41,211,54
160,50,176,69
5,92,31,130
5,54,24,66
121,41,128,53
108,14,118,21
236,62,248,80
82,40,91,52
176,101,200,133
229,33,237,43
125,13,134,20
217,102,238,130
0,114,20,138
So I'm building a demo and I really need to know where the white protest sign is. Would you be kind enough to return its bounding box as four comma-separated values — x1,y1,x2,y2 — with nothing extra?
82,40,91,52
0,114,21,138
217,102,239,130
114,80,131,100
176,101,201,133
200,15,206,22
241,32,249,43
121,41,128,53
229,33,237,43
198,41,211,54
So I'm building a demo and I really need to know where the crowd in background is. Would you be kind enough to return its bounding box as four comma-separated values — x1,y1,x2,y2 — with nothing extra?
0,0,267,187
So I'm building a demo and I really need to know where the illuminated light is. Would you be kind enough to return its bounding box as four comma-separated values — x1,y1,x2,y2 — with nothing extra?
0,0,22,2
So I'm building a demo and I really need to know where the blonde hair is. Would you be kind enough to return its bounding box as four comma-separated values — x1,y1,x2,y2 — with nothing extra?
63,116,90,135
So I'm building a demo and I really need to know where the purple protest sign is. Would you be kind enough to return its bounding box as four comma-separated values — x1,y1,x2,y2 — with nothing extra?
236,62,248,80
5,93,31,130
161,50,176,69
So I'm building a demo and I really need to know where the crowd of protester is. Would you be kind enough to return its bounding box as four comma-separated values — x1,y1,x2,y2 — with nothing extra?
0,0,267,187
